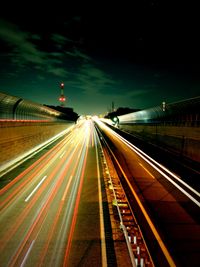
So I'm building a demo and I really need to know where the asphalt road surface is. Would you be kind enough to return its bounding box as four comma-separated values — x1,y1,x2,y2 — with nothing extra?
95,119,200,267
0,120,107,267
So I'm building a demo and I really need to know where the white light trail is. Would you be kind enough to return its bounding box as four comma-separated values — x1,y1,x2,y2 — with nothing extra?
20,240,35,267
0,125,75,177
120,134,200,198
118,135,200,207
96,119,200,207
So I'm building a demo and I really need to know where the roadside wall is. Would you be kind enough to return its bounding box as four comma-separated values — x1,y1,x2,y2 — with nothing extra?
119,124,200,163
0,121,74,166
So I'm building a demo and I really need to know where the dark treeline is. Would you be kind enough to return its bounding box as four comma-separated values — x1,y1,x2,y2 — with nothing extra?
105,107,141,119
44,105,79,122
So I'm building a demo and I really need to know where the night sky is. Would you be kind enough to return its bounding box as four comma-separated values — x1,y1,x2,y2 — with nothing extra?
0,1,200,115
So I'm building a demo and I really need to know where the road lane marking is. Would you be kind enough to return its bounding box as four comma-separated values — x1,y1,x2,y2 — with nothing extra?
62,132,89,266
62,175,73,201
139,163,155,179
0,125,75,178
60,151,66,158
107,146,176,267
97,120,200,207
95,120,176,266
118,133,200,198
122,137,200,207
25,175,47,202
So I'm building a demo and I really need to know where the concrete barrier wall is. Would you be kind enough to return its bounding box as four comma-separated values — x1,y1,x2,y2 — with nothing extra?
1,122,199,168
0,121,74,166
119,124,200,163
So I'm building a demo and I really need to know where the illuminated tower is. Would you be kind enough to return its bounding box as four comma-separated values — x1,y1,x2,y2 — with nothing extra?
59,82,66,106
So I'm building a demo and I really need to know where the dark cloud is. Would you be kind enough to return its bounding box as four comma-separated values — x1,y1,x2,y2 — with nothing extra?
0,2,200,115
0,19,82,78
65,49,91,61
0,14,121,104
75,63,116,94
51,34,73,46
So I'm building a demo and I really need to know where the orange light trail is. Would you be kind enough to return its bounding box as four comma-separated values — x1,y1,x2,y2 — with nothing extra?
63,134,89,266
37,142,87,267
0,132,82,253
0,130,75,208
0,120,105,267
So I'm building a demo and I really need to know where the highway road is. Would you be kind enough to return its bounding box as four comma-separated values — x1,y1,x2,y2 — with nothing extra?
94,119,200,267
1,117,199,267
0,120,108,267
